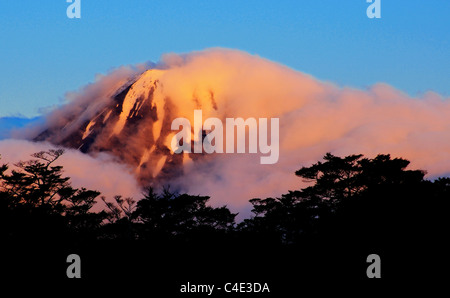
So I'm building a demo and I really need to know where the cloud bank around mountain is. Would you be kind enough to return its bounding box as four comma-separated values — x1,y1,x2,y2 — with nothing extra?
2,49,450,217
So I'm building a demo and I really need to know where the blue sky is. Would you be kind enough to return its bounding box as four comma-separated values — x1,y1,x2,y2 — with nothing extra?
0,0,449,118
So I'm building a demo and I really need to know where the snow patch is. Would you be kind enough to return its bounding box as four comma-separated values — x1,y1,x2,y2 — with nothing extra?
112,69,165,136
82,120,96,140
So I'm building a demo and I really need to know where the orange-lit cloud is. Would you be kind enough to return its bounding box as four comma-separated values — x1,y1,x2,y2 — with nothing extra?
0,139,141,210
5,48,450,217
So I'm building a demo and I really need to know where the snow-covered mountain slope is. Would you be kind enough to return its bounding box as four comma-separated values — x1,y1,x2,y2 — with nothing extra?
34,69,186,185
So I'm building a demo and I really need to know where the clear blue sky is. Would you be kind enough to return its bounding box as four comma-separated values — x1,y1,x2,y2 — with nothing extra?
0,0,449,118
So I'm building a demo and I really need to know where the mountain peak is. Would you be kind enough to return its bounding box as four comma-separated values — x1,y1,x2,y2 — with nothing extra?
34,67,183,185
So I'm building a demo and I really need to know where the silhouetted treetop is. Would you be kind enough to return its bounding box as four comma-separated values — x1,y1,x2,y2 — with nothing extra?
1,150,448,251
0,150,105,241
242,152,446,245
133,187,237,239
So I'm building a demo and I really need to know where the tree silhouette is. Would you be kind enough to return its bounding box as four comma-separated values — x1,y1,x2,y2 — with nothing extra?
2,150,448,247
133,187,237,242
99,195,137,240
241,153,450,247
0,150,105,241
1,150,449,280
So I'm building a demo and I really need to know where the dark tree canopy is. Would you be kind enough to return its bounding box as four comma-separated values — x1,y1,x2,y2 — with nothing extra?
1,150,449,281
0,150,105,241
1,150,449,245
241,153,449,247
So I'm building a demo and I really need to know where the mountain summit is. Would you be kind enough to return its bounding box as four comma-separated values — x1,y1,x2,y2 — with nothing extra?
35,69,186,185
28,49,450,207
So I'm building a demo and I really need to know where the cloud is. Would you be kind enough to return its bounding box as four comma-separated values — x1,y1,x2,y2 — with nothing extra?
0,117,42,140
15,63,152,141
0,139,141,211
6,48,450,218
141,49,450,211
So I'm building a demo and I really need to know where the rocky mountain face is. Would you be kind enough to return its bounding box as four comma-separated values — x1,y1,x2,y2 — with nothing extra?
34,69,189,185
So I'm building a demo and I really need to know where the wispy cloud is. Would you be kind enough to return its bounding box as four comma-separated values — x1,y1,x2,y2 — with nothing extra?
3,49,450,217
0,116,42,140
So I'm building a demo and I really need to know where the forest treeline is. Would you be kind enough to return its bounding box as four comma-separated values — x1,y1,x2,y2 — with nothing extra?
1,149,449,247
